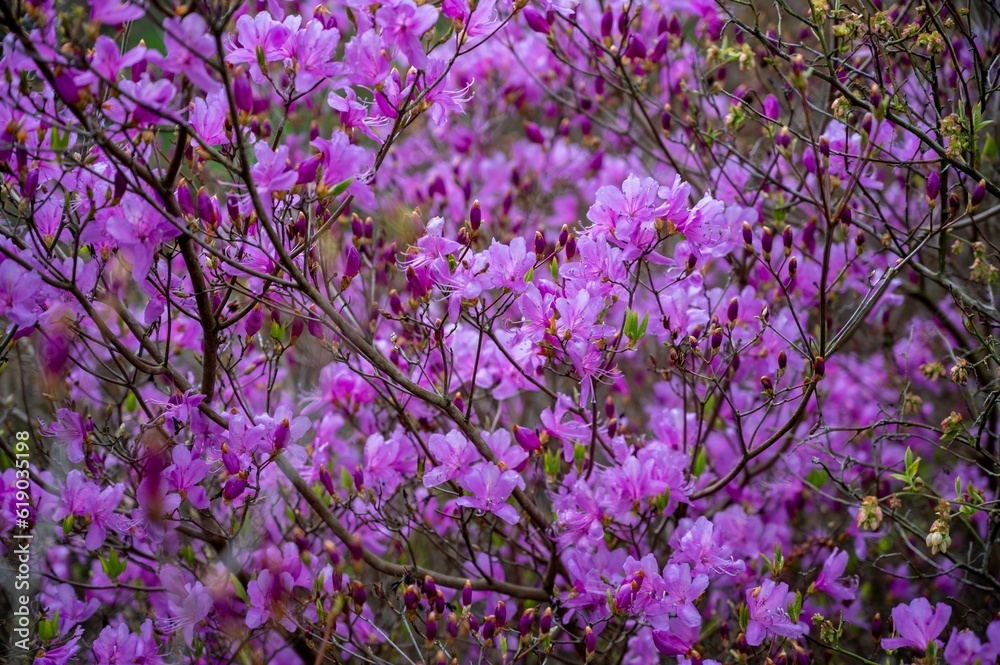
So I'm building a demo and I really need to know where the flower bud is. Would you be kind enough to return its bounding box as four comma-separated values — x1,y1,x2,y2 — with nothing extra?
727,297,739,323
519,608,534,638
494,600,507,626
558,224,569,247
565,234,577,260
742,221,753,247
787,256,797,278
970,179,986,209
482,615,496,641
761,226,774,256
513,425,541,453
523,6,551,33
813,355,825,378
273,417,290,451
535,230,546,255
948,190,961,216
761,375,773,393
470,199,482,231
782,225,793,255
177,183,194,217
319,466,336,496
540,607,552,635
869,83,882,109
462,580,473,607
421,575,437,599
234,74,253,114
447,612,460,638
926,170,940,204
344,245,361,279
860,112,873,135
222,476,247,502
585,625,597,655
468,613,479,634
600,10,613,38
525,122,545,145
871,613,882,642
352,580,366,611
426,611,438,642
404,585,420,612
776,126,791,149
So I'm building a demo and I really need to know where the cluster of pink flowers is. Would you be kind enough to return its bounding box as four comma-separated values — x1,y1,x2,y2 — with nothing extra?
0,0,997,663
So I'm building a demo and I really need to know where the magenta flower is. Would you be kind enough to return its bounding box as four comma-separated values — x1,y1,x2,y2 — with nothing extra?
883,598,952,652
486,237,536,293
157,14,218,93
164,445,210,510
102,195,181,281
669,516,746,577
376,0,438,69
944,629,983,665
225,12,299,84
744,579,805,646
812,548,857,601
164,580,213,646
293,20,343,92
0,260,42,327
423,430,476,488
587,174,662,252
41,408,89,464
251,142,299,201
246,569,296,631
74,35,146,88
363,432,417,496
89,0,144,25
455,463,521,525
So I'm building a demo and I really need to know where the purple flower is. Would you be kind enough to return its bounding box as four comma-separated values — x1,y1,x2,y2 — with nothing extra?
944,629,983,665
745,579,806,646
41,409,90,464
164,580,213,646
883,597,952,652
164,446,210,510
456,463,520,525
51,471,126,550
89,0,144,25
487,237,536,293
250,142,299,201
587,174,662,250
0,260,42,327
293,20,344,92
423,430,476,488
247,569,296,631
812,548,857,601
157,14,218,93
102,195,181,281
363,432,417,496
225,12,299,84
669,516,746,577
376,0,439,69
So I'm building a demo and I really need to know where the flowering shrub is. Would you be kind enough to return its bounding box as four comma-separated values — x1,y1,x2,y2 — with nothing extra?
0,0,998,663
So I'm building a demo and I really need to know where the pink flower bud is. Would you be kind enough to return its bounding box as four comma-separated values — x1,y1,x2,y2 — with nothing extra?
222,476,247,502
524,122,545,145
523,6,550,33
513,425,541,453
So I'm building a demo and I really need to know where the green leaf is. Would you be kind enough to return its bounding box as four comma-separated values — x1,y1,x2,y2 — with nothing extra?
692,448,708,477
330,177,354,197
805,468,828,489
38,611,59,642
100,550,127,580
231,573,248,602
